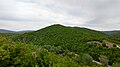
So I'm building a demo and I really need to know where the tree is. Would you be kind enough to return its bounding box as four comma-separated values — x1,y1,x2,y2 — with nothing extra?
112,63,120,67
82,53,93,65
99,55,109,66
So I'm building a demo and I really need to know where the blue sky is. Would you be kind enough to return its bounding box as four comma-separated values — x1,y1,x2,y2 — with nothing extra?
0,0,120,31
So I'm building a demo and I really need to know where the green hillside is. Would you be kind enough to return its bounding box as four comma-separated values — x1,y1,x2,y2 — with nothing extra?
14,24,107,46
13,24,120,66
14,24,108,53
2,32,109,67
1,24,120,66
109,34,120,44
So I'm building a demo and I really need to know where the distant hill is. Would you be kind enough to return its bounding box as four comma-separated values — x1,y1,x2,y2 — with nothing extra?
0,29,15,33
103,30,120,35
0,29,33,33
108,33,120,44
102,31,120,44
16,30,33,33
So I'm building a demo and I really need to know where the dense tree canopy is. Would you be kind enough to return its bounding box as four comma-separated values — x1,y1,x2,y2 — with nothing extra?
1,24,120,66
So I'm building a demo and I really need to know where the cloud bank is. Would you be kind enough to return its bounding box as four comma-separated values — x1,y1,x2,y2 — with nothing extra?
0,0,120,31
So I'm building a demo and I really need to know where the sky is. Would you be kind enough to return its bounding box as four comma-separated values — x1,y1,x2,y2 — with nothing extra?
0,0,120,31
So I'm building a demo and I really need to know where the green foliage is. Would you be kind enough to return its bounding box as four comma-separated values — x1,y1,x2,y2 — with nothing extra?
0,35,83,67
42,45,64,54
13,24,120,66
13,24,107,55
99,55,109,65
109,34,120,44
112,63,120,67
82,53,93,65
0,36,35,67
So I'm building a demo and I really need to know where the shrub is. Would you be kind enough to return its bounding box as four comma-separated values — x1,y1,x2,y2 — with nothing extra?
112,63,120,67
99,55,109,65
82,53,93,65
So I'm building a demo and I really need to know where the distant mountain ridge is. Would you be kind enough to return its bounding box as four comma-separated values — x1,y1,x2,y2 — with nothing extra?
0,29,14,33
1,27,120,35
103,30,120,34
0,29,33,33
17,30,33,33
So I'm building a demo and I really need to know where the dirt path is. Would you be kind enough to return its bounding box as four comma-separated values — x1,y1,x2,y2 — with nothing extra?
92,60,111,67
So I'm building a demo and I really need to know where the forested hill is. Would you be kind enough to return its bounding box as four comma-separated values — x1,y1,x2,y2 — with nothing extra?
108,34,120,44
2,24,120,66
14,24,107,46
102,30,120,44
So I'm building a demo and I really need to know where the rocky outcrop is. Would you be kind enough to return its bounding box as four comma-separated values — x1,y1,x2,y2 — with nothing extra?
87,41,102,46
87,40,115,48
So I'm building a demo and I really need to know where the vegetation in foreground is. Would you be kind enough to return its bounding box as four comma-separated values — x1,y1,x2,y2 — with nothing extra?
0,35,104,67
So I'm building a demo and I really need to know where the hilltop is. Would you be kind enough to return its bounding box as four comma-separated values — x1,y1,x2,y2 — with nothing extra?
14,24,109,52
14,24,107,45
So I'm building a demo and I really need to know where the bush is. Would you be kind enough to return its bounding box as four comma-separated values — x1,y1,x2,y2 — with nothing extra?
99,55,109,66
82,53,93,65
112,63,120,67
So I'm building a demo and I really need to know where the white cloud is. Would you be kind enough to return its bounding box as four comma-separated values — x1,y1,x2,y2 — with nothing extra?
0,0,120,31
